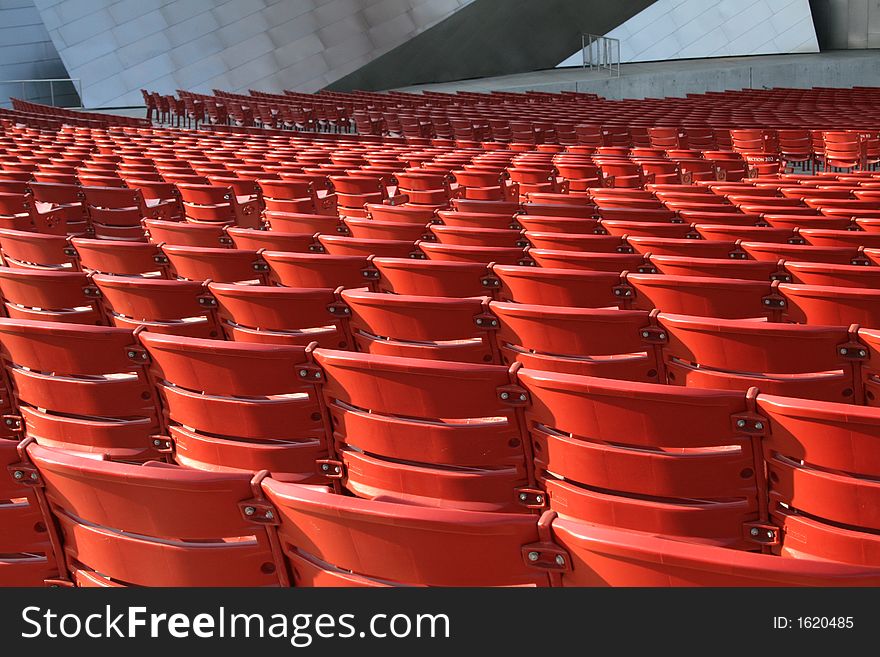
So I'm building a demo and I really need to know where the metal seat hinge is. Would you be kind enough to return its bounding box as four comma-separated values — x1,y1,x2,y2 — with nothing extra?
521,542,572,572
515,487,547,509
125,346,149,363
239,500,280,525
8,463,41,487
639,325,667,344
744,522,780,547
316,459,345,479
731,411,769,435
149,435,173,454
497,384,529,406
296,364,324,382
1,414,22,433
612,283,634,300
474,312,499,330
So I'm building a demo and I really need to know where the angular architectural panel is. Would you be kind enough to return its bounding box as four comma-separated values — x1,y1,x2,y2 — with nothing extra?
557,0,819,67
32,0,474,107
0,0,76,107
810,0,880,49
329,0,656,91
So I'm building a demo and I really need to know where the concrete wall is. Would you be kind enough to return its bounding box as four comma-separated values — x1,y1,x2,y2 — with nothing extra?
32,0,473,108
557,0,818,66
400,50,880,100
810,0,880,48
0,0,76,108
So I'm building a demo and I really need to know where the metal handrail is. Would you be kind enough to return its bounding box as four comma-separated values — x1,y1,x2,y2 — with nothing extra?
0,78,83,109
581,34,621,77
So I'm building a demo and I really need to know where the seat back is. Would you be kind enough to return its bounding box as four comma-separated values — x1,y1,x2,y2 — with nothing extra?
758,394,880,566
342,289,498,363
26,442,284,587
521,370,757,547
209,283,351,348
140,331,328,482
0,319,159,460
0,267,104,324
491,301,662,382
313,348,531,512
93,275,221,338
262,479,547,587
659,313,860,402
0,228,77,270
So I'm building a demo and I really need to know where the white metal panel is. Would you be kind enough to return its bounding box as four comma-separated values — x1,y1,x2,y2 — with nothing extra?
34,0,474,107
557,0,819,67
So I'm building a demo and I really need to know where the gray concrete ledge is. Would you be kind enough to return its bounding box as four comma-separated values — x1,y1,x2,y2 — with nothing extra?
396,50,880,99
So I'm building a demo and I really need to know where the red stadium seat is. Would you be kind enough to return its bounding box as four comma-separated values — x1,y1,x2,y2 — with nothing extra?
264,252,376,289
92,275,221,337
628,273,781,319
312,348,534,513
520,370,758,547
25,442,287,586
0,267,105,324
145,218,231,248
659,313,861,402
72,238,169,277
262,478,547,586
0,227,77,270
491,301,662,381
139,331,328,483
0,319,160,460
758,394,880,565
209,283,351,348
342,289,498,363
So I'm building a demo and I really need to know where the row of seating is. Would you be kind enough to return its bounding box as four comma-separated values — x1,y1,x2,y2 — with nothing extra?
4,327,880,586
154,86,880,138
5,97,880,587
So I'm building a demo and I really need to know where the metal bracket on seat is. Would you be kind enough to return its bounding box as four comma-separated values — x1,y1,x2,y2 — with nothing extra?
124,346,149,363
296,364,324,383
612,283,634,300
497,384,529,406
316,459,345,479
149,435,173,454
760,293,786,309
480,274,501,289
239,499,280,525
2,414,22,433
638,325,667,344
515,487,547,509
474,312,499,330
326,300,350,316
8,462,41,487
731,411,769,436
82,284,101,298
744,522,780,547
521,542,572,572
837,341,868,361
